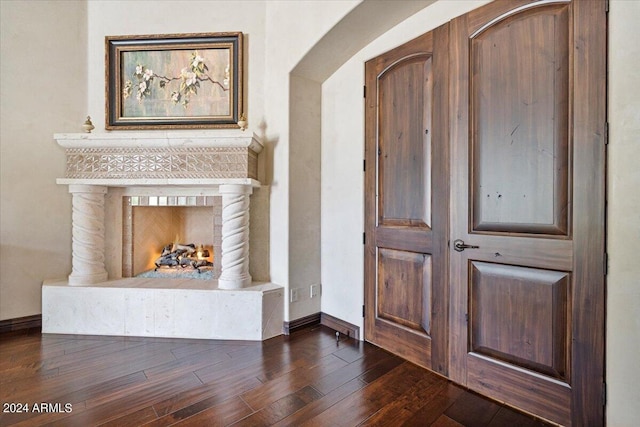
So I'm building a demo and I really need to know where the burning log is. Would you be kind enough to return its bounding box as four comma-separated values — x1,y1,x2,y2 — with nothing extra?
154,243,212,273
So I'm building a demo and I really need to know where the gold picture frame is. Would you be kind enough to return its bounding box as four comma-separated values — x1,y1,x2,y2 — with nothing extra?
106,32,243,130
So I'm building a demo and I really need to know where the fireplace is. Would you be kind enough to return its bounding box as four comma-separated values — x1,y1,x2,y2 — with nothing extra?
42,131,282,340
122,196,220,279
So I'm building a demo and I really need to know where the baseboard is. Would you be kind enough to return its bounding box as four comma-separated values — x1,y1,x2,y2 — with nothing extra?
4,311,360,340
283,312,360,340
321,312,360,341
283,312,321,335
0,314,42,334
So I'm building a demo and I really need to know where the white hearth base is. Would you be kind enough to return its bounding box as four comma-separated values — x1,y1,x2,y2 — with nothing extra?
42,279,283,341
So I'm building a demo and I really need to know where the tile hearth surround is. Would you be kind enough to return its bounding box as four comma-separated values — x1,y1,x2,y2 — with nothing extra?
43,131,283,340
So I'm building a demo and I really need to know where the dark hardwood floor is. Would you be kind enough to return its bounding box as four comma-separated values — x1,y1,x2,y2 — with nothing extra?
0,325,551,426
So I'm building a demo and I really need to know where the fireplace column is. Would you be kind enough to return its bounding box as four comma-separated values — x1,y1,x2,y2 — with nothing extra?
218,184,253,289
68,185,108,285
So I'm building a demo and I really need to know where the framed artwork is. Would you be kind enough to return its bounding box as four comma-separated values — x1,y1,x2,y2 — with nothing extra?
106,32,243,130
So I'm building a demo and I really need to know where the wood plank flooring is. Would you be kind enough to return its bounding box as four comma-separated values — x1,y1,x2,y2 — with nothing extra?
0,326,551,426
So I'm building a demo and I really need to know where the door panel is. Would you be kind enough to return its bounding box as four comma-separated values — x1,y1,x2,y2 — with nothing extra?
470,261,570,380
379,56,432,228
470,4,570,235
466,354,571,425
450,1,605,425
378,249,431,334
365,24,449,374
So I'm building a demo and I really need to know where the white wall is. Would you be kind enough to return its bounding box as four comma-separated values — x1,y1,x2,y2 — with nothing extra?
606,1,640,424
289,75,322,320
0,1,87,320
262,0,358,320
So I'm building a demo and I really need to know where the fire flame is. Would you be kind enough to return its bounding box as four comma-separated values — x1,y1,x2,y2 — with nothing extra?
171,234,180,252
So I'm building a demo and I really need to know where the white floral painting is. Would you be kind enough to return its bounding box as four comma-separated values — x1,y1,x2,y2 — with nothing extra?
106,33,243,129
121,49,230,118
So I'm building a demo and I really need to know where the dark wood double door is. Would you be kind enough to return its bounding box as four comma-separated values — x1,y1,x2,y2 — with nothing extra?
364,1,605,425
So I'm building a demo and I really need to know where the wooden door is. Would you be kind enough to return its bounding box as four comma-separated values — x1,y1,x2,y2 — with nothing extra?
449,0,606,425
364,24,449,374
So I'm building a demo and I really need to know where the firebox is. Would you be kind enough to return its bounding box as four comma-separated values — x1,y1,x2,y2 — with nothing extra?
122,195,221,279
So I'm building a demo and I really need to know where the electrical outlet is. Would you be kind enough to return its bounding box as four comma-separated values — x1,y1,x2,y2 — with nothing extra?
310,284,320,298
290,288,300,303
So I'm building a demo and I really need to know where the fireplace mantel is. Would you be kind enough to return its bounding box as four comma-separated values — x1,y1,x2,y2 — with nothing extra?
54,130,264,289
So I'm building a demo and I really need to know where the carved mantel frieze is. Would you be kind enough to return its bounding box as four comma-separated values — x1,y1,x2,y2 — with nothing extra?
56,131,262,184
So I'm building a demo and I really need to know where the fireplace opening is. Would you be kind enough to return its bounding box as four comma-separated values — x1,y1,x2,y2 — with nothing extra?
122,196,221,280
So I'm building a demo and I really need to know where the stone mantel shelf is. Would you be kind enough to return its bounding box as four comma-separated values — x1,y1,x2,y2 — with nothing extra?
54,130,263,153
55,130,263,185
56,178,261,188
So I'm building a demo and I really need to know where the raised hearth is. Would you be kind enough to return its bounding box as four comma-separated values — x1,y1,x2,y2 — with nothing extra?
43,279,283,340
